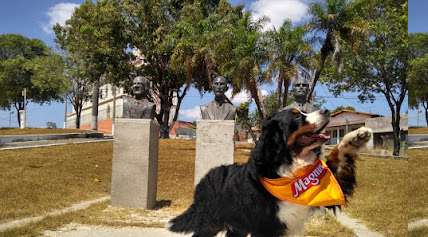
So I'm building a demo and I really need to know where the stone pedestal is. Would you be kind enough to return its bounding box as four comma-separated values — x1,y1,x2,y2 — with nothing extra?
111,119,159,209
195,120,235,185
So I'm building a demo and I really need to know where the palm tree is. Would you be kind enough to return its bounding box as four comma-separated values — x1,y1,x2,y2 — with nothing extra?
306,0,367,102
264,21,312,108
225,12,269,119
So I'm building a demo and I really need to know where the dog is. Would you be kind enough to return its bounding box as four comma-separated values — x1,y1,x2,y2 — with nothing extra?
168,108,372,237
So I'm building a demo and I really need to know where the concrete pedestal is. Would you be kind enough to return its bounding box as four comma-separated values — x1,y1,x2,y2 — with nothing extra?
195,120,235,185
111,119,159,209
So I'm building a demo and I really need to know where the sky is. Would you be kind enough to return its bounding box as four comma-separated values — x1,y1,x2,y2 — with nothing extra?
0,0,413,128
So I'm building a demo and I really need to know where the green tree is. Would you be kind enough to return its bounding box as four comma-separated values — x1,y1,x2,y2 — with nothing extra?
214,9,269,119
54,0,130,130
236,102,257,143
307,0,367,102
409,33,428,126
324,0,407,156
409,55,428,126
0,34,68,125
264,21,312,108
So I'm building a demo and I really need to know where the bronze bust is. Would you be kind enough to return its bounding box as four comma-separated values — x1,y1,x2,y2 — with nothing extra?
200,76,236,120
122,76,156,119
287,77,315,113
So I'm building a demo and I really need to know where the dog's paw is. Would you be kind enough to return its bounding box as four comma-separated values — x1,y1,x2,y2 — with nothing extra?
339,127,372,152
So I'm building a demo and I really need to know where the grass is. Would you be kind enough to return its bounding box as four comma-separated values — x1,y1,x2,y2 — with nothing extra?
343,155,408,237
0,139,408,236
0,128,88,136
408,148,428,221
409,127,428,134
409,227,428,237
0,142,112,222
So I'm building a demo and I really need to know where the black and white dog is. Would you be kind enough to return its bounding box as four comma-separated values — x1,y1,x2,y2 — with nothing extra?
169,108,371,237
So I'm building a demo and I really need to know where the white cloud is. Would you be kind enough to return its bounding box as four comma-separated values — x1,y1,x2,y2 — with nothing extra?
225,89,251,105
43,2,79,33
180,106,202,121
250,0,308,31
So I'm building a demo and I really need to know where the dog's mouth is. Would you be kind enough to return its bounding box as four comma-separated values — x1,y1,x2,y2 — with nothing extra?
296,132,331,146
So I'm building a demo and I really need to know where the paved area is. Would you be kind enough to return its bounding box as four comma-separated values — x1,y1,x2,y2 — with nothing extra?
0,138,112,150
408,218,428,231
43,225,223,237
0,197,110,232
332,209,384,237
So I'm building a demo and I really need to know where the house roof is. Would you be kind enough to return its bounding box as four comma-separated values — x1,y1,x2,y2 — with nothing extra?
327,109,382,128
331,109,381,118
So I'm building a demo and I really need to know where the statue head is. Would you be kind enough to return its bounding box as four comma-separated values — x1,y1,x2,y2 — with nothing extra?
212,76,228,99
131,76,150,99
292,76,309,104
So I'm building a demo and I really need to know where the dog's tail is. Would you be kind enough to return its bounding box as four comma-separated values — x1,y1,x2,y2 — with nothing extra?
168,205,197,233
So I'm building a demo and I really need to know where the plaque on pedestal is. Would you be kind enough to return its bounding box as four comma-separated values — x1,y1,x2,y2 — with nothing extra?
195,120,235,185
111,119,159,209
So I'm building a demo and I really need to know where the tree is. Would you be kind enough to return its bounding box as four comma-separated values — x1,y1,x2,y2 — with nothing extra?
0,34,68,125
212,8,269,119
236,102,257,143
409,33,428,126
63,56,91,128
323,0,407,156
54,0,130,131
307,0,368,102
264,21,311,108
409,55,428,126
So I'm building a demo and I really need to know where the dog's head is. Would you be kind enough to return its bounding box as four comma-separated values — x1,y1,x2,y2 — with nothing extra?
251,108,330,178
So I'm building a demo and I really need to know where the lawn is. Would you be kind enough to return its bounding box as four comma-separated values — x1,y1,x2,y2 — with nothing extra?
0,128,88,136
0,139,407,236
0,142,113,222
409,127,428,134
408,149,428,221
343,155,408,237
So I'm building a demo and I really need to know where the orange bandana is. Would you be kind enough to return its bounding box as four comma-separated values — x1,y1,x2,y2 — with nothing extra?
260,159,345,206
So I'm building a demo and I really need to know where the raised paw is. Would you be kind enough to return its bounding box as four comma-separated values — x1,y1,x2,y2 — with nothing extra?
340,127,372,150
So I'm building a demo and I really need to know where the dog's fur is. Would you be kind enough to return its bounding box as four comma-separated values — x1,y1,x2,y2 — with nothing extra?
168,108,372,237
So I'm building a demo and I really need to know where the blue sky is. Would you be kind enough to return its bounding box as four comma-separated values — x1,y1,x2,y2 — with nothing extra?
0,0,412,127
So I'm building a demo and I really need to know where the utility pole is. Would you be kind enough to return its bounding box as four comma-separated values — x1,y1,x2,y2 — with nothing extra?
20,88,27,129
112,85,116,136
9,111,13,127
64,94,68,128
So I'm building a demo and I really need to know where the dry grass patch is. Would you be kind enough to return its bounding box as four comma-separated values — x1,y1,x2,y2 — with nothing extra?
0,142,112,222
0,128,88,136
408,148,428,221
304,212,354,237
409,227,428,237
344,155,407,237
409,127,428,134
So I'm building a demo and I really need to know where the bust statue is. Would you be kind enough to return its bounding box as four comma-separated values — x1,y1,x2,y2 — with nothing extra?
287,76,315,113
122,76,156,119
200,76,236,120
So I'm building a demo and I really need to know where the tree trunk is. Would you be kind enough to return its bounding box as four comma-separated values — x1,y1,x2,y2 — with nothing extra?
391,111,401,157
75,108,81,129
16,108,21,127
91,79,100,131
249,78,265,119
276,74,283,108
423,102,428,127
307,57,326,103
160,104,171,138
282,78,290,107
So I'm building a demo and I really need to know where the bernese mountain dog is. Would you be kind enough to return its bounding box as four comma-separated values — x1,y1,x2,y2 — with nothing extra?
168,108,372,237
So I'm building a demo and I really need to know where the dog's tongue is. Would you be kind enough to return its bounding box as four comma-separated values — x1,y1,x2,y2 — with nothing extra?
311,133,331,142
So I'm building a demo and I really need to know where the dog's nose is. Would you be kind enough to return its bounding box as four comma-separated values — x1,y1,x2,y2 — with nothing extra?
319,109,330,116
